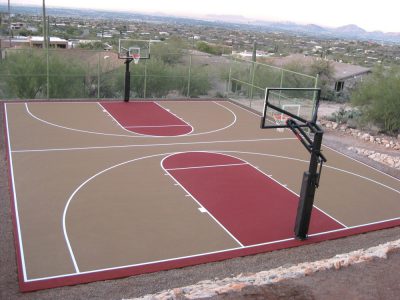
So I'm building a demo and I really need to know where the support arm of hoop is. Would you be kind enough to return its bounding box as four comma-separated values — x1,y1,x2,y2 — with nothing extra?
286,119,327,163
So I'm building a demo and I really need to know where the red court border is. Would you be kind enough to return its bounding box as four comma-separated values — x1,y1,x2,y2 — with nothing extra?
16,221,400,292
2,102,400,292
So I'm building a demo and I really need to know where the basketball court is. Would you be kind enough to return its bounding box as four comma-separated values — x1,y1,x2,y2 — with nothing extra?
4,99,400,292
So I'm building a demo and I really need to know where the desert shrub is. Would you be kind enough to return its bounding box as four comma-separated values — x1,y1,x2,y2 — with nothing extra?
351,66,400,134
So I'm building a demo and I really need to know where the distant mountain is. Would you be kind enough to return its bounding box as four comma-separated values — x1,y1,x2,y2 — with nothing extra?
250,19,400,43
1,4,400,43
335,24,367,34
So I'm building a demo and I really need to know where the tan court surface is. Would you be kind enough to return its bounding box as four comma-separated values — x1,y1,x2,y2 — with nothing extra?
4,100,400,291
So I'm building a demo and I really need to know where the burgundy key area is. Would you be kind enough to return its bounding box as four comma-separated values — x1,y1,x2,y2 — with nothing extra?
101,102,192,136
163,152,344,246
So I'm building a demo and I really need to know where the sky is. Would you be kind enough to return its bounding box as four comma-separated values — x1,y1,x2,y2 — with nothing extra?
3,0,400,32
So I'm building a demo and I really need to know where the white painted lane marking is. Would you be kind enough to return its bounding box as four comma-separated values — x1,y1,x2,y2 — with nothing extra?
125,124,190,128
4,104,28,282
24,101,238,138
161,153,245,248
12,138,296,153
154,101,194,136
165,162,248,171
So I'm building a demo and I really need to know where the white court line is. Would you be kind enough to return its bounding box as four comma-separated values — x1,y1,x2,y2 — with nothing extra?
199,151,348,229
165,162,248,171
214,150,400,226
25,102,136,138
98,102,194,137
25,214,400,283
153,101,194,136
183,101,237,137
4,104,28,282
62,152,179,274
161,153,245,248
8,101,400,282
228,99,400,184
24,214,400,283
96,102,139,136
228,99,262,117
11,137,296,153
62,152,247,275
322,144,400,182
19,149,400,282
125,124,190,128
24,101,237,138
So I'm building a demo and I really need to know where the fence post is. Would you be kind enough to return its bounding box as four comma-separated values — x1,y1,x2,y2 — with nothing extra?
311,73,319,117
46,48,49,99
97,52,100,99
276,69,286,106
227,60,232,97
250,61,256,108
144,59,148,98
187,53,192,98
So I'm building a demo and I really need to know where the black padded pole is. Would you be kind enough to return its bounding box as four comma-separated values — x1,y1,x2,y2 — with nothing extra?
124,59,131,102
294,130,324,240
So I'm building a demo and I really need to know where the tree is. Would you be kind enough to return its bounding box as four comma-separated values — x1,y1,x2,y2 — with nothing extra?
351,65,400,134
1,50,88,99
196,41,223,56
2,50,47,99
309,60,335,100
150,38,185,65
78,41,105,50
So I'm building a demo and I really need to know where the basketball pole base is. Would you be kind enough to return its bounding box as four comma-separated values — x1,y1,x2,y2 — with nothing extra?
294,172,316,240
124,57,132,102
291,125,325,240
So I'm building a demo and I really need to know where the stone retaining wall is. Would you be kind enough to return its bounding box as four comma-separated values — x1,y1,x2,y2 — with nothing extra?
320,120,400,151
348,147,400,169
136,240,400,300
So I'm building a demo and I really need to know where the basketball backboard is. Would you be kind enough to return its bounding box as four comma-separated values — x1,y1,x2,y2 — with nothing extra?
260,88,321,129
118,39,152,60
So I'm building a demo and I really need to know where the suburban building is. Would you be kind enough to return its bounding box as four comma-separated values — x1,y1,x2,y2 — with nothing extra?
264,54,371,99
0,36,69,49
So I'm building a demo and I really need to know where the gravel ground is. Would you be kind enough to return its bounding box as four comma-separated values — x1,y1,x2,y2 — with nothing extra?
1,101,399,300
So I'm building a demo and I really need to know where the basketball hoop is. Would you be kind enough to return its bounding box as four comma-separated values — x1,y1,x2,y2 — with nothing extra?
132,53,141,64
273,113,290,132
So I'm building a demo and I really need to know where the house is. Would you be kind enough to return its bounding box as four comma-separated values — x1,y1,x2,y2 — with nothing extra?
10,22,24,30
331,62,371,95
264,54,371,99
1,36,68,49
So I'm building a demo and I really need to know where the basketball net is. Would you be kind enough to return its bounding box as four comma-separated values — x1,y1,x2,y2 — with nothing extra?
133,54,141,64
273,113,289,132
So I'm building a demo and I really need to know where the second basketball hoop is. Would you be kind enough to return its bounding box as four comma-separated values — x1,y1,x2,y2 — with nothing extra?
132,53,141,65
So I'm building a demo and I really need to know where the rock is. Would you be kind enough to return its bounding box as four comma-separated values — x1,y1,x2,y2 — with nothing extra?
386,158,395,167
369,136,375,143
332,122,338,130
363,134,371,141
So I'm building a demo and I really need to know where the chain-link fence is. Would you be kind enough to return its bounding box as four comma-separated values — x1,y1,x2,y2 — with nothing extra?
227,57,318,114
0,47,316,105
